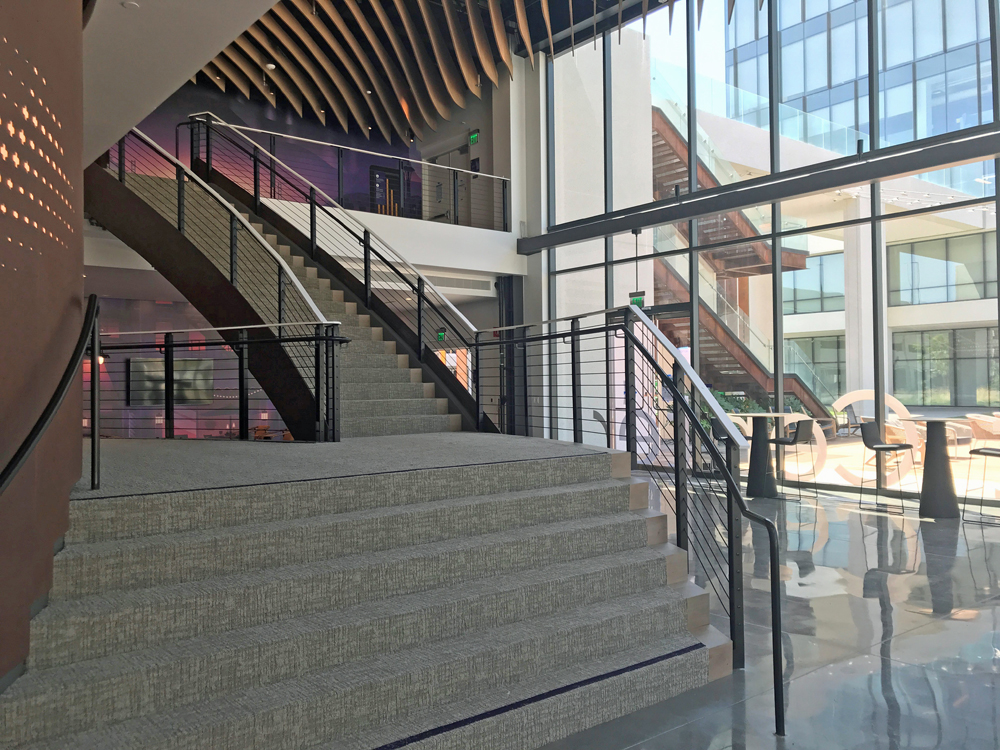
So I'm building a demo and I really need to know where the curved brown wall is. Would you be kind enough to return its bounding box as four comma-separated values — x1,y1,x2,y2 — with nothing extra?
0,2,84,684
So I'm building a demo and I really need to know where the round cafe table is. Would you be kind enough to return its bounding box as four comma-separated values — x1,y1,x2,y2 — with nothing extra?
728,413,794,498
900,417,962,519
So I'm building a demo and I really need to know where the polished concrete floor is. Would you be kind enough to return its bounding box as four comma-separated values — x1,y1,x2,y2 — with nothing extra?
543,492,1000,750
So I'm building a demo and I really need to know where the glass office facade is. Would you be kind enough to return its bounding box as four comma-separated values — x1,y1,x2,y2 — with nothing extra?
540,0,1000,497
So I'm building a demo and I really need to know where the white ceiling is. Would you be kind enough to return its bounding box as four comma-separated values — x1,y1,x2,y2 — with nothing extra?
82,0,277,164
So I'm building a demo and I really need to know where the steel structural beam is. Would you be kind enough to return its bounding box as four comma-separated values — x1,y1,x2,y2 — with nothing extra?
517,125,1000,255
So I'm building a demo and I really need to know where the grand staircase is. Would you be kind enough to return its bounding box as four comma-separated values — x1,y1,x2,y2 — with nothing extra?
0,447,728,749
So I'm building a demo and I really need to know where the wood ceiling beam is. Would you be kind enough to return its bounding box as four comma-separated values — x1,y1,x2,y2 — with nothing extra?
288,0,392,141
210,54,253,99
247,24,327,125
201,62,226,93
367,0,446,126
441,0,482,97
540,0,555,58
220,44,277,108
414,0,468,107
271,3,370,136
465,0,499,87
234,34,303,116
487,0,514,79
387,0,455,120
314,0,414,141
340,0,432,134
514,0,534,69
259,12,349,132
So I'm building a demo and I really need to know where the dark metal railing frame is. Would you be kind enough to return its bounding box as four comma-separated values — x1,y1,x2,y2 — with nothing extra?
1,294,102,497
470,306,786,736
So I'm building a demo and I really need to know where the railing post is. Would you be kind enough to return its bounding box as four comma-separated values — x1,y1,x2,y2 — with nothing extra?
229,214,238,287
269,135,276,199
726,436,746,670
624,310,637,462
309,187,318,259
522,325,530,437
673,360,689,551
238,330,249,441
176,165,185,234
205,124,212,174
337,147,344,204
164,332,175,439
90,313,100,490
253,145,261,213
571,317,583,443
314,324,324,441
502,180,509,232
363,230,372,307
277,266,285,340
327,324,341,442
474,332,482,430
416,277,425,361
452,171,459,225
117,138,126,183
189,121,197,167
398,159,406,217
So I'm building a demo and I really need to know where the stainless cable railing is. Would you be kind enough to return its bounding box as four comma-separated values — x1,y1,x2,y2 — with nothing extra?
472,304,785,736
181,112,510,232
105,129,331,389
183,114,478,391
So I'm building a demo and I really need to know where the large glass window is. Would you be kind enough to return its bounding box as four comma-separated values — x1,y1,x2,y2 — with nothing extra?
892,327,1000,406
785,335,847,403
783,253,846,313
887,231,997,305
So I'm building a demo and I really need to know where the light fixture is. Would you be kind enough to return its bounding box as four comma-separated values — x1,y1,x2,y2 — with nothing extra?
121,1,140,7
366,89,372,94
265,62,276,71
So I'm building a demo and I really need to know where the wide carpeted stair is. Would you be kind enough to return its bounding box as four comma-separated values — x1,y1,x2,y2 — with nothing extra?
0,450,729,749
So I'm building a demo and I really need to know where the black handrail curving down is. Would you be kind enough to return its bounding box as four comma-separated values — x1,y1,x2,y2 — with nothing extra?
0,295,100,497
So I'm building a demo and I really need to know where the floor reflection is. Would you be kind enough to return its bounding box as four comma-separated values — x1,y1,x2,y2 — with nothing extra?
542,494,1000,750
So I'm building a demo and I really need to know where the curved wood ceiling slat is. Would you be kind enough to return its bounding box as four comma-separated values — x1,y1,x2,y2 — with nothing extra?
487,0,514,79
540,0,555,58
340,0,432,134
234,34,304,116
271,3,370,136
220,44,277,108
414,0,468,107
367,0,445,127
465,0,498,88
202,63,227,93
315,0,413,141
258,13,349,132
513,0,534,69
288,0,392,142
247,24,327,125
387,0,456,120
440,0,482,98
211,54,253,99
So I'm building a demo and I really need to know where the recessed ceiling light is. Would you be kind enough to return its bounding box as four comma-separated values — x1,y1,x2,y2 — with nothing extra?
366,89,372,94
121,1,139,7
265,63,276,71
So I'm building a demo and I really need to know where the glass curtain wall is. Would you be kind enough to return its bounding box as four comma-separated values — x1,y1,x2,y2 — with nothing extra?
545,0,1000,502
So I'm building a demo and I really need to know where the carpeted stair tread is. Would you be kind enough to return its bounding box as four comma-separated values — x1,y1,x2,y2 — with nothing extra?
52,479,635,596
342,414,458,437
30,513,648,667
14,590,697,750
2,550,679,745
341,399,446,418
66,453,613,543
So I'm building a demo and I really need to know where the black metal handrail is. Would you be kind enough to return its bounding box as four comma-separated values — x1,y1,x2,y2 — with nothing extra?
470,307,786,736
183,116,478,360
1,294,100,497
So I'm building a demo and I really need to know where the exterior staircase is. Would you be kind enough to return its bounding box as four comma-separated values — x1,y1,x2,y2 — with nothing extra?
0,447,729,749
242,213,460,439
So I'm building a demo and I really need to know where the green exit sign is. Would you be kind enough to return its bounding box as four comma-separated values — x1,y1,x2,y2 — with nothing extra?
437,329,447,342
630,291,646,307
469,130,480,146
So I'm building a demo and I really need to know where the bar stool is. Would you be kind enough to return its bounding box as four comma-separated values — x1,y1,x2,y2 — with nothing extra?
770,419,817,502
964,446,1000,526
859,421,917,515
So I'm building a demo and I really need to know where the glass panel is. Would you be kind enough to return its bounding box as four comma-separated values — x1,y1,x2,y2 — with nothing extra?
553,36,605,223
914,0,944,59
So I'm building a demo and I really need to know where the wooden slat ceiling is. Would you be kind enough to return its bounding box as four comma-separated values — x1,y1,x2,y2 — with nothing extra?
200,0,747,143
